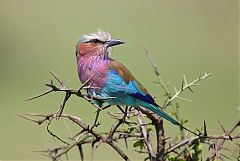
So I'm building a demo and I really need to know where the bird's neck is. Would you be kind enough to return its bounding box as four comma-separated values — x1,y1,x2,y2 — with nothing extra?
77,53,110,64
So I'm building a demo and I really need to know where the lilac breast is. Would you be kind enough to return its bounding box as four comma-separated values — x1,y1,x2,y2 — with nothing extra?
77,56,110,94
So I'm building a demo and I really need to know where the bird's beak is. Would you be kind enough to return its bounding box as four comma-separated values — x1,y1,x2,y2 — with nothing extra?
107,39,124,47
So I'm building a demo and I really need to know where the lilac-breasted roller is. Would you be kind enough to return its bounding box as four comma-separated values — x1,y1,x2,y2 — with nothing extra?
76,29,196,134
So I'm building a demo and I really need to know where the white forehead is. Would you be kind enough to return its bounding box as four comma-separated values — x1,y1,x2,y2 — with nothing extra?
79,29,111,43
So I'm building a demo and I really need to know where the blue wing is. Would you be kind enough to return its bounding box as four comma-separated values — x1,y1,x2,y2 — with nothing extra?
101,63,159,107
100,61,181,127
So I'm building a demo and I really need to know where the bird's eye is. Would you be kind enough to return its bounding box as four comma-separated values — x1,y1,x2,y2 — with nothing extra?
91,39,100,43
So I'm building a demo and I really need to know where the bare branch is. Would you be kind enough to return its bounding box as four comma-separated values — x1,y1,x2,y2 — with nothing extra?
137,110,155,161
164,121,240,157
23,62,238,161
47,117,69,145
142,45,170,96
108,106,129,139
20,113,131,161
26,71,117,118
163,72,212,108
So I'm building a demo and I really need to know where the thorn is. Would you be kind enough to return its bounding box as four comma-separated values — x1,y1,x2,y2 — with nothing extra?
218,121,226,133
187,86,194,93
48,69,65,87
191,83,200,86
163,137,172,141
56,92,71,119
26,89,54,101
204,120,207,136
33,149,49,153
180,125,199,136
142,45,160,76
236,120,240,126
18,115,40,124
26,113,46,116
79,74,96,91
181,79,184,90
124,137,128,149
78,144,84,161
176,96,191,102
173,87,178,93
183,74,188,85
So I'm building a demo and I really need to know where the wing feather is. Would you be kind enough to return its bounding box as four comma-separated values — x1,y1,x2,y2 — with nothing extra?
108,60,159,107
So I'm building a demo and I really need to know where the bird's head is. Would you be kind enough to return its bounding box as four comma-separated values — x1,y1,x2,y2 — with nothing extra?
76,29,124,58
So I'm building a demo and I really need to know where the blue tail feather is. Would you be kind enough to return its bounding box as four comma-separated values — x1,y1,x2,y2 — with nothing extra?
140,101,199,136
141,101,180,126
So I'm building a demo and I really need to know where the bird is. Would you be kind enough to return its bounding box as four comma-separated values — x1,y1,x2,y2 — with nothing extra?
76,29,197,135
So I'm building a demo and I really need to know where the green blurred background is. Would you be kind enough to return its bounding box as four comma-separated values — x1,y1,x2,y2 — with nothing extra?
0,0,238,160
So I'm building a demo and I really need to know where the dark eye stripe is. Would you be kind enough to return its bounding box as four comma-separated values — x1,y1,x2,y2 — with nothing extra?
92,39,100,43
84,39,106,44
89,39,105,44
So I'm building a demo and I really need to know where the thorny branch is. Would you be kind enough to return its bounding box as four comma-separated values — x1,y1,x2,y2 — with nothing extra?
20,110,240,161
164,121,240,156
162,72,212,108
20,113,132,161
26,70,114,117
142,47,239,161
143,46,212,109
21,49,240,161
142,46,170,97
137,110,155,160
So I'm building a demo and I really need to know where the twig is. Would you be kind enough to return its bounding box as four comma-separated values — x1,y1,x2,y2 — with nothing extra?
142,45,170,96
163,72,212,108
23,62,237,161
164,121,240,157
20,113,131,161
26,70,116,118
109,106,129,139
207,121,240,160
138,107,165,161
137,110,156,161
46,117,69,145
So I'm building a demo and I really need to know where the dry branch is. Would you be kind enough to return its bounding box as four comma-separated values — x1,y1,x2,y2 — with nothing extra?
163,72,212,108
20,113,131,161
21,48,240,161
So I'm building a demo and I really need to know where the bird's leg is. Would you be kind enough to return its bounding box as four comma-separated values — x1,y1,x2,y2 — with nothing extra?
101,105,112,110
108,106,129,139
124,106,129,118
118,105,129,123
120,106,129,122
117,105,125,114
